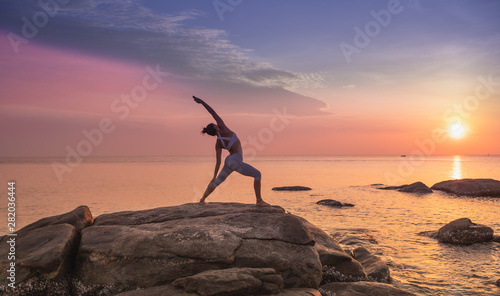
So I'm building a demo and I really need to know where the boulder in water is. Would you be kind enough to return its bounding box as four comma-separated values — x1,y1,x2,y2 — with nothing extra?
435,218,494,245
378,182,432,194
316,199,355,207
272,186,312,191
353,247,390,283
431,178,500,197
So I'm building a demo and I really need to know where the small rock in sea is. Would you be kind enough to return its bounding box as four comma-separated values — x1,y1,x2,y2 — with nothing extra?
378,182,432,194
272,186,312,191
493,235,500,243
496,278,500,287
317,199,354,208
435,218,494,245
431,178,500,197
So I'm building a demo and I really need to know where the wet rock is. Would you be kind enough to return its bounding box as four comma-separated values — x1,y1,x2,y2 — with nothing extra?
496,278,500,287
75,203,322,290
493,235,500,243
431,178,500,197
320,282,415,296
316,200,355,207
298,218,366,283
378,182,432,194
272,186,312,191
435,218,494,245
331,232,379,247
353,247,390,283
172,267,283,295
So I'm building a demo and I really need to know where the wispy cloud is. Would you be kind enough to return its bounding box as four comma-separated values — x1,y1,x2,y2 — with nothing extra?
0,0,327,111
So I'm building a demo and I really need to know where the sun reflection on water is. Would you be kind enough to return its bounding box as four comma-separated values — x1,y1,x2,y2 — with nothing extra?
450,155,462,179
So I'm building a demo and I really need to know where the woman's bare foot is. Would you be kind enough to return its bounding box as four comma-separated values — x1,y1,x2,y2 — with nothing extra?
256,200,271,207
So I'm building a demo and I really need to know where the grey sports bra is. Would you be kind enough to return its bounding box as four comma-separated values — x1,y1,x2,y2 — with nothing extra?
217,131,239,150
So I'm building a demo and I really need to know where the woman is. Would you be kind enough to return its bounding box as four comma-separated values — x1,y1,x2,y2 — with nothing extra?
194,96,270,206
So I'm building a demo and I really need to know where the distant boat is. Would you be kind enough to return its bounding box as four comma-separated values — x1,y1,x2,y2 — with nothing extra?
401,155,407,157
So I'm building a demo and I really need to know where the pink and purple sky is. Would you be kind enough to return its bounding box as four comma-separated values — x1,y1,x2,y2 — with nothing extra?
1,0,499,157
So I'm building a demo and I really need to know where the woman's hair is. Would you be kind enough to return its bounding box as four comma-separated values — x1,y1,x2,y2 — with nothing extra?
201,123,217,136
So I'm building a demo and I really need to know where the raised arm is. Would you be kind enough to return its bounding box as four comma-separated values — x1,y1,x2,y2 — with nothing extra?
193,96,226,128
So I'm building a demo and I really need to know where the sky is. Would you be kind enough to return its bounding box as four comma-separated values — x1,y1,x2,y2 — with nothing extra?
0,0,499,157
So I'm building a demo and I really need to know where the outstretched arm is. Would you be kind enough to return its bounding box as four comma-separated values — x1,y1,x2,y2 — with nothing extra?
193,96,226,128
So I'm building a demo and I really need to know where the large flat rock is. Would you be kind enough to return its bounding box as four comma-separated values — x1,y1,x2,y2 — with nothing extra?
75,203,322,290
431,178,500,197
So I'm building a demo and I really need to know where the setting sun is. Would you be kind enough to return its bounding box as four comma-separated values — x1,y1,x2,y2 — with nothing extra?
450,123,466,139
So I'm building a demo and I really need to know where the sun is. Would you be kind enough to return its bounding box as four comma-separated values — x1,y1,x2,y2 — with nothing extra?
449,123,466,139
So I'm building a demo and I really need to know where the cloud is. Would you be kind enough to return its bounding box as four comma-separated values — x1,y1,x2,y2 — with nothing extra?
0,0,328,115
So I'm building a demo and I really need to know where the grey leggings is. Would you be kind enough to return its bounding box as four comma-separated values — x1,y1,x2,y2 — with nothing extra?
213,152,261,187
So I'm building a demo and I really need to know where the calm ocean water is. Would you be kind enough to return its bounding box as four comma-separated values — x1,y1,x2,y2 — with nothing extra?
1,155,499,295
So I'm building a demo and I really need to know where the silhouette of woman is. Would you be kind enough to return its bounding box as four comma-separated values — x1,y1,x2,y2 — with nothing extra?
194,96,270,206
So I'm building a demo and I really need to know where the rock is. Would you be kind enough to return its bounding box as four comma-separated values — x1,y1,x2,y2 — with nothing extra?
435,218,494,245
272,186,312,191
0,205,92,286
115,286,323,296
297,218,366,283
274,288,322,296
320,282,415,296
352,247,390,283
493,235,500,243
0,224,78,283
378,182,432,194
496,278,500,287
431,178,500,197
316,199,354,208
115,285,198,296
75,203,322,291
94,202,285,226
18,205,93,233
173,267,283,296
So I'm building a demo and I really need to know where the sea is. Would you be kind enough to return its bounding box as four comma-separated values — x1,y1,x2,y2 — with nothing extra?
1,155,499,296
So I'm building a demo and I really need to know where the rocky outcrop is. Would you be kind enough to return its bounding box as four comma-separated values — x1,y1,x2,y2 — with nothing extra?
378,182,432,194
316,200,355,208
0,206,92,284
421,218,494,245
76,203,321,291
272,186,312,191
352,247,390,283
320,282,415,296
1,203,414,296
431,178,500,197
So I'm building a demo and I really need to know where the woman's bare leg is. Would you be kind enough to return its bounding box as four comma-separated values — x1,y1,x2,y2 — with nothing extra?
199,182,216,205
254,180,270,206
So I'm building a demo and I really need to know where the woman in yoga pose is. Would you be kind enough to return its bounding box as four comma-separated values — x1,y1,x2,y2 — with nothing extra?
193,96,270,206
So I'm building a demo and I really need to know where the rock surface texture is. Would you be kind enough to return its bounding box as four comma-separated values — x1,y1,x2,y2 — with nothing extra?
0,203,415,296
431,178,500,197
434,218,494,245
